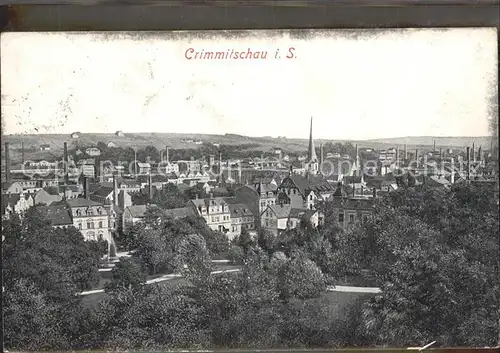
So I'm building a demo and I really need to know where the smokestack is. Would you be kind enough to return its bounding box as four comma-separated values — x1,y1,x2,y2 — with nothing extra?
415,149,419,168
396,146,399,166
320,143,324,165
63,142,69,184
134,149,137,176
478,146,482,162
466,147,470,180
472,142,476,163
372,187,376,199
404,141,408,160
84,177,90,199
5,142,11,183
149,172,153,200
113,172,118,206
21,142,25,164
166,146,170,163
160,150,164,162
433,140,436,151
450,157,455,184
361,185,364,196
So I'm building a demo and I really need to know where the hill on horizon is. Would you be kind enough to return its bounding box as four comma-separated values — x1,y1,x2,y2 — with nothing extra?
2,133,494,164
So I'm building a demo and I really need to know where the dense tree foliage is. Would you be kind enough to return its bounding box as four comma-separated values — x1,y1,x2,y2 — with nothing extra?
3,182,498,350
2,206,106,350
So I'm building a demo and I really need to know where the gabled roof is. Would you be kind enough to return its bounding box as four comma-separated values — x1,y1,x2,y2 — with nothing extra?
43,186,60,196
283,174,334,198
289,208,317,220
125,205,149,218
1,193,21,214
267,204,292,219
91,186,114,198
47,203,73,226
65,198,103,208
228,203,254,217
164,207,196,219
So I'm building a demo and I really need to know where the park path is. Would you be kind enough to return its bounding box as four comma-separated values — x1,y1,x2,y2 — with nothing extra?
80,267,381,296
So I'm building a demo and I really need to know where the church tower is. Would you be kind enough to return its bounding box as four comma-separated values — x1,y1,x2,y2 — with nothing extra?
305,117,319,175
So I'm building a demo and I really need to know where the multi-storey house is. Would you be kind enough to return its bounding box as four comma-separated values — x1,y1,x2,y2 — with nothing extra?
188,196,232,235
47,198,113,242
260,204,318,235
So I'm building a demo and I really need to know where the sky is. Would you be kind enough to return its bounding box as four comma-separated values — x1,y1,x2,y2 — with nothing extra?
1,28,497,140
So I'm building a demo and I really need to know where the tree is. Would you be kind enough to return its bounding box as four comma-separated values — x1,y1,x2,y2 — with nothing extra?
276,250,326,300
153,183,189,209
356,184,499,346
105,258,147,293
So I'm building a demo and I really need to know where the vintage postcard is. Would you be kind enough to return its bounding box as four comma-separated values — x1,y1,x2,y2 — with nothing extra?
1,29,499,350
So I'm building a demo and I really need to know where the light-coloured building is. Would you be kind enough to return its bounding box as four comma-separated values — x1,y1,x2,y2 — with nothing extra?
1,192,35,219
228,203,255,239
261,204,318,235
48,198,113,242
33,187,63,205
277,174,334,210
2,181,23,194
188,197,232,234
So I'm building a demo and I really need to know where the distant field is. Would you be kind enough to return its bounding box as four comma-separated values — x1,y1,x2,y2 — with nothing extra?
2,132,493,164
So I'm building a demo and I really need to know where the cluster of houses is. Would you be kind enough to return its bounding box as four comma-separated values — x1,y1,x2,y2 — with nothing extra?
2,120,498,246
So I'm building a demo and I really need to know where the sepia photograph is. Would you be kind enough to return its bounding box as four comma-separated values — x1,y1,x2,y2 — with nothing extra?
1,28,499,351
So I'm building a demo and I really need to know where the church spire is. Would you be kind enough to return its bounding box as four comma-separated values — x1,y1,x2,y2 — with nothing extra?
306,117,318,163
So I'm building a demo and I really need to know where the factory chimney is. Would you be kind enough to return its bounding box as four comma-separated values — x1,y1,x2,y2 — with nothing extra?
113,172,118,206
63,142,69,184
165,146,170,163
84,177,90,199
149,172,153,200
415,149,419,168
472,142,476,163
466,147,470,180
4,142,11,183
404,141,408,160
433,140,436,151
21,142,25,165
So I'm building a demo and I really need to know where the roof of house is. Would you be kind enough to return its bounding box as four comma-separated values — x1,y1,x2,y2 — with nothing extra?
164,207,197,219
1,194,21,214
284,174,334,197
289,208,317,220
190,197,229,209
343,176,364,184
2,182,20,191
65,198,103,208
47,203,73,226
43,186,60,196
228,203,254,217
91,186,114,198
125,204,157,218
267,204,293,219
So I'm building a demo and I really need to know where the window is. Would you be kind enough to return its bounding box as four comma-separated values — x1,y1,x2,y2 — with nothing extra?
338,213,344,223
98,221,103,228
309,195,313,200
349,214,355,223
87,221,92,229
76,209,82,216
265,220,269,227
362,215,369,223
78,223,82,230
310,204,313,210
293,189,296,195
